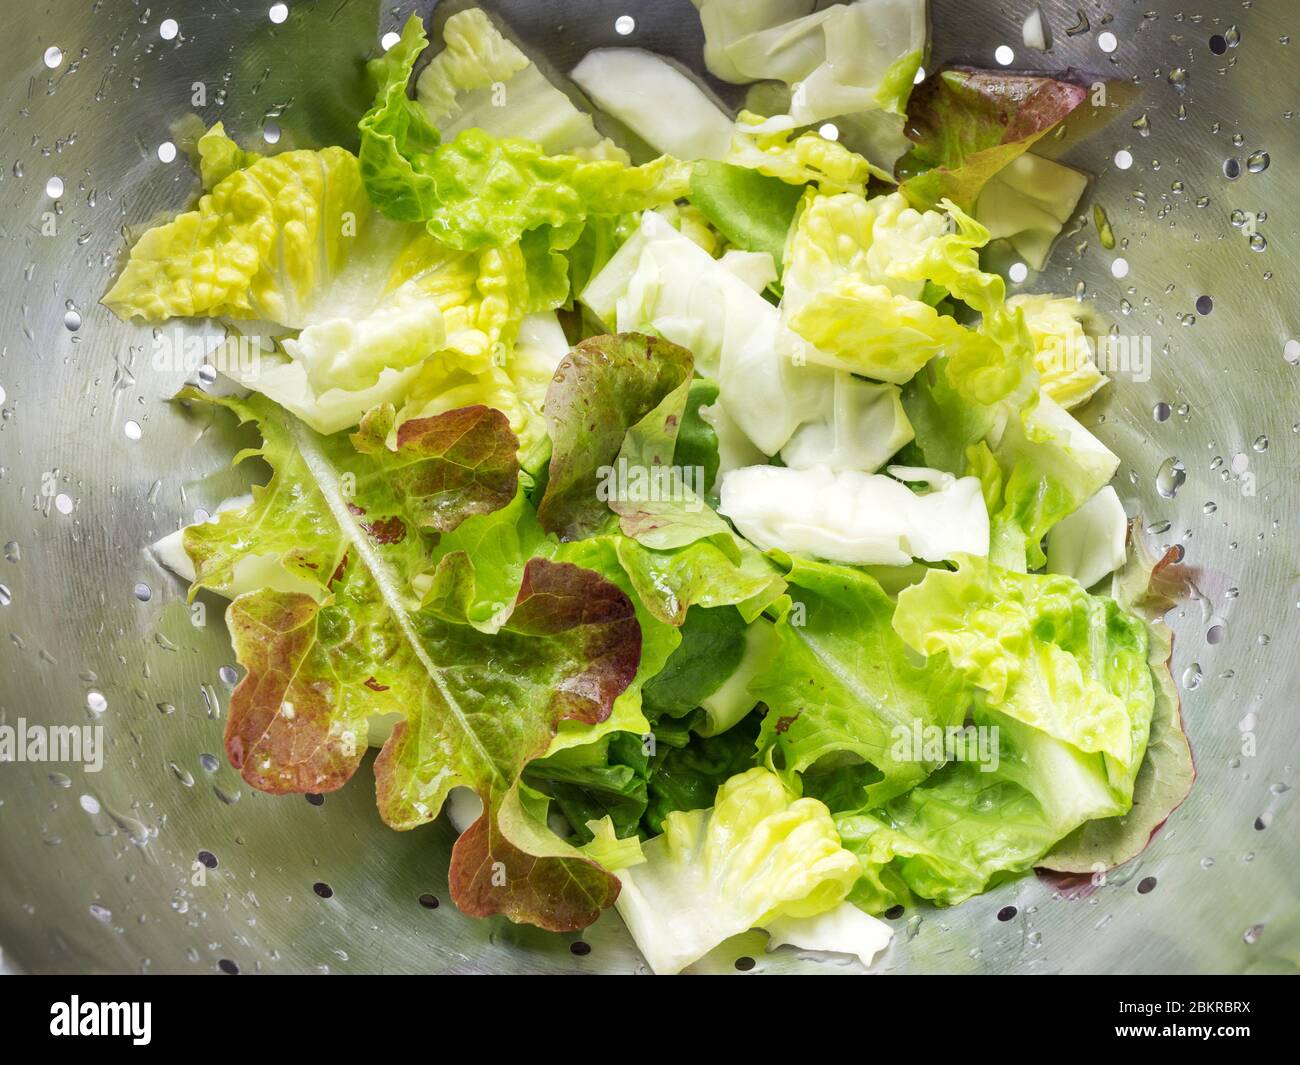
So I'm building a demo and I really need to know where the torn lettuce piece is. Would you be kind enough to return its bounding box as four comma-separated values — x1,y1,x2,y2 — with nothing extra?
1045,485,1128,590
171,390,518,603
417,9,625,161
1041,527,1194,873
1008,293,1107,410
764,900,892,968
783,192,1004,322
750,558,971,809
899,68,1088,212
688,160,805,278
570,48,734,161
581,210,833,455
719,464,989,566
893,555,1155,793
717,0,926,125
780,375,914,473
614,767,861,974
691,0,819,83
977,152,1089,270
196,122,262,189
359,18,689,247
726,111,890,194
535,331,723,544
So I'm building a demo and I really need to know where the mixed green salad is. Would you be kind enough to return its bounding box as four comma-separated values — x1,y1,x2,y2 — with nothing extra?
111,2,1194,974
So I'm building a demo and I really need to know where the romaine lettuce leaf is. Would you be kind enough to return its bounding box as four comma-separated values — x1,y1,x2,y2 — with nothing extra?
899,68,1088,212
358,18,688,249
750,558,971,807
893,555,1154,791
1008,293,1107,410
418,9,625,161
614,767,861,973
726,111,890,194
1040,528,1194,873
581,210,834,456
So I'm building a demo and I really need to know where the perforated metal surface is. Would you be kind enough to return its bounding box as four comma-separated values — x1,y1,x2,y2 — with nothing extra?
0,0,1296,975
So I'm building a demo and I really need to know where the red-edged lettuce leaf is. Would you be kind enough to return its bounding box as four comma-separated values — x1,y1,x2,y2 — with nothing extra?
178,390,518,598
350,403,518,533
1038,524,1195,874
898,68,1088,211
537,332,696,541
189,389,638,930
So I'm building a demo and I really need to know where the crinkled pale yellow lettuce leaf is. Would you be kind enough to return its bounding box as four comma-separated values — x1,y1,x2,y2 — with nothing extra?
614,767,861,974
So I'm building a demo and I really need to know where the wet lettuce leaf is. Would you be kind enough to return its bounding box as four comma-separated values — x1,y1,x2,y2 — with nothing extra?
750,557,971,809
358,15,689,248
899,68,1088,212
175,390,641,932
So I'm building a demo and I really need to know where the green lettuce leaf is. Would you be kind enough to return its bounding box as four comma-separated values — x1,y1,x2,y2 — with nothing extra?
614,766,861,973
178,390,517,601
751,558,971,808
688,160,804,278
714,0,926,124
1040,528,1195,873
899,68,1088,212
357,17,688,250
976,152,1089,270
418,9,625,161
195,394,639,931
726,111,890,194
893,555,1155,796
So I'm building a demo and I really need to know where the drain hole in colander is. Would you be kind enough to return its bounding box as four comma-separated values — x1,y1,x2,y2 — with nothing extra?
883,904,906,920
418,893,440,909
197,850,218,869
569,940,591,957
1137,876,1158,894
1254,813,1270,830
734,955,756,971
1209,34,1228,55
1195,295,1214,315
1223,157,1241,180
218,958,240,975
996,905,1017,922
305,792,325,806
313,881,334,898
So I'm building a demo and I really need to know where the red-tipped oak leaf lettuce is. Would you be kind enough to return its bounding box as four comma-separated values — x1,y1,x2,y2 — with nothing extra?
898,68,1088,212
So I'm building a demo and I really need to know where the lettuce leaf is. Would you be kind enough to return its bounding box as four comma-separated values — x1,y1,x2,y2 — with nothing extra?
718,464,989,566
1008,293,1107,410
976,153,1089,270
726,111,890,194
418,9,625,161
893,555,1154,793
614,767,861,973
714,0,926,125
688,161,805,278
185,394,639,931
899,68,1088,212
177,390,517,601
750,558,971,808
570,48,734,161
1040,528,1194,873
358,18,688,249
581,210,833,456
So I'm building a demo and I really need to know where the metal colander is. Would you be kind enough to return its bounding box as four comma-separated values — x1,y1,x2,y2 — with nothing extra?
0,0,1296,975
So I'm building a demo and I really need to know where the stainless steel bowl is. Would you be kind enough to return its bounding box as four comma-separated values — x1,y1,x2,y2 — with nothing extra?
1,0,1296,975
